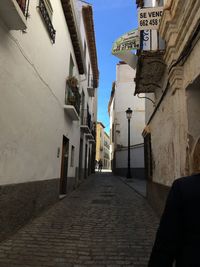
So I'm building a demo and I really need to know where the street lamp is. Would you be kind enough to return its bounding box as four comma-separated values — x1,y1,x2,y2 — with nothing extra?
126,108,133,179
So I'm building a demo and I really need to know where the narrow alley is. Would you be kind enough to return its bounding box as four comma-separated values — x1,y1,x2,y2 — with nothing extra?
0,173,158,267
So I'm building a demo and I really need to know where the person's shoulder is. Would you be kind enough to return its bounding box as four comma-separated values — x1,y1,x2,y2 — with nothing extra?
173,173,200,190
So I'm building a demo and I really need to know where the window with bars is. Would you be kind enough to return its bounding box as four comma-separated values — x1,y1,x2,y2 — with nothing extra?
38,0,56,43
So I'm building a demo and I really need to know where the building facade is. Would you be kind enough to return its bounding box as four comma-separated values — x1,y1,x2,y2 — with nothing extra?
108,62,145,179
0,0,98,240
96,122,104,164
136,0,200,215
103,132,110,169
95,122,111,169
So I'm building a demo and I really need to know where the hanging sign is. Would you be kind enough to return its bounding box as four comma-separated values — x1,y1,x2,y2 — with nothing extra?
112,29,139,54
111,29,139,69
138,7,163,30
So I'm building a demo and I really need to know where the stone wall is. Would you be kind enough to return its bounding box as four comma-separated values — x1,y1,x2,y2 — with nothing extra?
147,181,170,217
0,179,60,242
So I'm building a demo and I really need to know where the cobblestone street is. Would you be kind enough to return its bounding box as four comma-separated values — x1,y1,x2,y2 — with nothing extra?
0,173,158,267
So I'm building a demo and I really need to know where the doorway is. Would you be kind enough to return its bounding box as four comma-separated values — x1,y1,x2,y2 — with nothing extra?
88,146,91,176
84,144,88,179
81,91,85,124
79,138,83,181
144,133,153,181
60,136,69,195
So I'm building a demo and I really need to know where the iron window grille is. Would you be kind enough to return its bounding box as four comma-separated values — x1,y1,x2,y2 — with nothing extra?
81,109,92,129
65,87,81,115
38,0,56,43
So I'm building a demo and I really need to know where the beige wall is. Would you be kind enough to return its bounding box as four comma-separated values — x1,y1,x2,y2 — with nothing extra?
96,123,104,161
148,0,200,186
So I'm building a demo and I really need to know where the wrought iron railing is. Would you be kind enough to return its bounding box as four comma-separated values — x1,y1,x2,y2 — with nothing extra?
16,0,30,18
90,78,94,88
38,0,56,43
66,87,81,115
91,126,96,140
104,142,110,149
81,109,92,129
104,153,110,160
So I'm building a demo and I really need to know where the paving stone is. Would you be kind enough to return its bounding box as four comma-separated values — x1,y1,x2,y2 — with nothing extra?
0,173,158,266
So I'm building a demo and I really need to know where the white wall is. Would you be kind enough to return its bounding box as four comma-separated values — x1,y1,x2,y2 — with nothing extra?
109,63,145,170
77,0,98,174
116,145,144,168
0,0,90,185
115,64,145,148
109,97,115,162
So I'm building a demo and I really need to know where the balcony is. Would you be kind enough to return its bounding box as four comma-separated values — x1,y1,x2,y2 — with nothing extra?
87,78,95,97
87,87,95,97
80,109,92,133
134,51,166,95
85,133,95,143
64,86,81,121
0,0,29,30
104,153,110,160
91,126,96,141
104,142,110,149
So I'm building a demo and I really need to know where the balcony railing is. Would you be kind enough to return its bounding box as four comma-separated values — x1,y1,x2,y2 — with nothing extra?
80,109,95,135
65,87,81,115
38,0,56,43
91,127,96,140
104,153,110,160
104,142,110,149
81,109,92,129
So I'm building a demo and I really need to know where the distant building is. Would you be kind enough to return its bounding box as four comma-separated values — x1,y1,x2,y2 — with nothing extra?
96,122,110,169
108,62,145,178
103,132,110,169
96,122,105,163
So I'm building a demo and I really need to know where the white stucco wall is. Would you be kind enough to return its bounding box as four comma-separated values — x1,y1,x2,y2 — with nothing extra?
109,63,145,170
116,145,144,168
0,0,96,186
109,98,115,163
115,64,145,148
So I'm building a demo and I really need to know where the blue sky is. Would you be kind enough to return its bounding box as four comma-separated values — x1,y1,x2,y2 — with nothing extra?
87,0,138,133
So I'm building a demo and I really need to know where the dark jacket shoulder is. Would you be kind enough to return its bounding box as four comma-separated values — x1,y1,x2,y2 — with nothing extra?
174,173,200,199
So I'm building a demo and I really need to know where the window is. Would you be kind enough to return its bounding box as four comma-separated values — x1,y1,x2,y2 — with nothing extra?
69,54,74,77
88,63,90,87
38,0,56,43
144,133,153,180
71,146,75,167
43,0,53,19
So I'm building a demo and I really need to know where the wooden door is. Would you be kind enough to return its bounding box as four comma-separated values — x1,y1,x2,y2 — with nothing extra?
60,136,69,194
